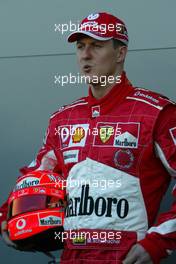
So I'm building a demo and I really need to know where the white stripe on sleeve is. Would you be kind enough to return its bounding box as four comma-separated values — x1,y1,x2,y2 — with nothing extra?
155,142,176,177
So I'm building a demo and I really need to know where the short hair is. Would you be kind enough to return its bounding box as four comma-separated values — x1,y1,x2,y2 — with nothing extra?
112,39,127,49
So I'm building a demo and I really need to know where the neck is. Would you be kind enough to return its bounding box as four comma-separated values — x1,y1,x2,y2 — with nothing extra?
90,70,123,99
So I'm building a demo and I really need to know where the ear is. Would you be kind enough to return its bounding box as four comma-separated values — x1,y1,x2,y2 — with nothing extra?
116,46,128,63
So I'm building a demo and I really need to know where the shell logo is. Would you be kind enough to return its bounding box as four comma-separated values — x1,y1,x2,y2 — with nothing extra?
72,127,85,143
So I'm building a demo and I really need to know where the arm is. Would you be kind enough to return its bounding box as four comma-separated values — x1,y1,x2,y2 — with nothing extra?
138,104,176,263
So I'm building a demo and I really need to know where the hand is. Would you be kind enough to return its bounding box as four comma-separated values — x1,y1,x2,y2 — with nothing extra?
122,244,153,264
1,221,36,252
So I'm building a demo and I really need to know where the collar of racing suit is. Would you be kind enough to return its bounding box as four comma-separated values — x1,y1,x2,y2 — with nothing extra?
88,71,134,116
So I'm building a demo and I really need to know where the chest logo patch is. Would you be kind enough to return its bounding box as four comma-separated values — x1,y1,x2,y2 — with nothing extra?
113,123,140,148
93,122,140,148
100,126,114,143
114,149,134,169
58,124,89,149
72,127,85,143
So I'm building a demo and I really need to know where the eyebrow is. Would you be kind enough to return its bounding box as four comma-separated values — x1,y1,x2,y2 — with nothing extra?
76,41,83,45
76,40,102,45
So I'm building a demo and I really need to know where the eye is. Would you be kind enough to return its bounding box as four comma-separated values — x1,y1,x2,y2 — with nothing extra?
94,43,102,48
76,43,84,49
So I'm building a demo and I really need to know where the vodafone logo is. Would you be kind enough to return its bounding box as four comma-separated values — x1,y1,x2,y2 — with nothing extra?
87,13,99,20
16,219,26,230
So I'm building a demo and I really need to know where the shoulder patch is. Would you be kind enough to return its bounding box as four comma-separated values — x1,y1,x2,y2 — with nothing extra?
126,87,174,110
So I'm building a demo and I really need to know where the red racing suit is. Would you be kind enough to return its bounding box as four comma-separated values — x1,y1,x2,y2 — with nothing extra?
1,72,176,263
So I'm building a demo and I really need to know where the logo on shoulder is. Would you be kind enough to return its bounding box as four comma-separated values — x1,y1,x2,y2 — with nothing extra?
134,91,159,104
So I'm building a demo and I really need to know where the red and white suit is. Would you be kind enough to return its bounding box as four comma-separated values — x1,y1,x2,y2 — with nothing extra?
1,72,176,263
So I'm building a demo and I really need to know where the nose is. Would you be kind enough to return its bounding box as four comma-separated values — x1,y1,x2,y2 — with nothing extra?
81,45,92,60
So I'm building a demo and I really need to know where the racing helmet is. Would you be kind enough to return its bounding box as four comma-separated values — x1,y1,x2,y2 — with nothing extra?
7,170,66,251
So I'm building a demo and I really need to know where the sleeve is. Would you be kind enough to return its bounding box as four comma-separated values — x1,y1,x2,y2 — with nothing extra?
138,104,176,263
0,116,62,233
19,118,61,175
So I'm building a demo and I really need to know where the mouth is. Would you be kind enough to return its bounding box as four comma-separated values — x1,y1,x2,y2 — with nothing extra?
82,65,92,73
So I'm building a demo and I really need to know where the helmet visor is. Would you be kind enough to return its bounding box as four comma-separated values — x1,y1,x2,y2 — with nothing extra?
9,195,61,218
11,194,46,217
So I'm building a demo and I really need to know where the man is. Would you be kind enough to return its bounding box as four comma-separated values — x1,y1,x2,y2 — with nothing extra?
1,12,176,264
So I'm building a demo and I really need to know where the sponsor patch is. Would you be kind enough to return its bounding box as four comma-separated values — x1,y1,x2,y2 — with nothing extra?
92,105,100,118
116,23,128,36
87,238,120,244
39,216,62,226
17,189,29,196
100,126,114,143
63,150,79,164
16,219,26,230
134,91,159,104
72,236,86,245
33,188,39,193
72,127,85,143
169,127,176,145
15,177,40,191
114,149,134,169
66,184,129,219
47,174,57,182
87,13,99,20
39,188,46,194
58,124,89,149
113,123,140,148
81,21,98,28
93,122,120,146
15,229,32,237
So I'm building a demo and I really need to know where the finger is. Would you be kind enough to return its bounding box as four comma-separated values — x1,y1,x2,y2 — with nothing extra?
133,256,153,264
122,255,138,264
122,257,134,263
123,246,138,264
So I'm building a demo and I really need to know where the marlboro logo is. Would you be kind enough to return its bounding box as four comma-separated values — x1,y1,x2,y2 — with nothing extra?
66,185,129,219
39,216,62,226
114,123,140,148
15,177,40,190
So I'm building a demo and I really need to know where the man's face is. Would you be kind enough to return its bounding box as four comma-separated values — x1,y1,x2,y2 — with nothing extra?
76,36,120,85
